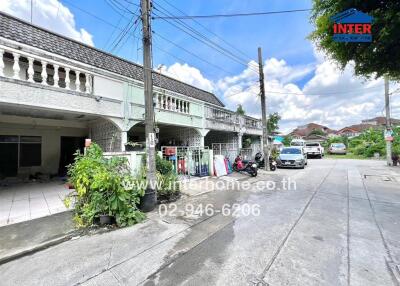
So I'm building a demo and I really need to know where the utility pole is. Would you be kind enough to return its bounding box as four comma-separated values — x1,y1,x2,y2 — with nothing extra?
140,0,157,211
258,47,270,171
384,76,393,166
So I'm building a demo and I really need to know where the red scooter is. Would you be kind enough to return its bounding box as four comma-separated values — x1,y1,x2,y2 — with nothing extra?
233,155,258,177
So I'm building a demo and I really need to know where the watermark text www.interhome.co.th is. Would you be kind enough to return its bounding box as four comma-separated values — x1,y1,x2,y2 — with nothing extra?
122,177,297,193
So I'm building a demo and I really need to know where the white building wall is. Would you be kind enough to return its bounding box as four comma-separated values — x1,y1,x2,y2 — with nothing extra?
93,75,124,101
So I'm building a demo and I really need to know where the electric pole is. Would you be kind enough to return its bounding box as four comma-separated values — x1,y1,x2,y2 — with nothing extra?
258,47,270,171
384,76,393,166
141,0,157,211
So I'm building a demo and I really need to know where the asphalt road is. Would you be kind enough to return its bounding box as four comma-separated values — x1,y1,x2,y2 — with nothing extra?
1,159,399,286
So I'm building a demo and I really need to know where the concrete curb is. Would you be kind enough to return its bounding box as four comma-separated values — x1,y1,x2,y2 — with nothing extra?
0,234,73,265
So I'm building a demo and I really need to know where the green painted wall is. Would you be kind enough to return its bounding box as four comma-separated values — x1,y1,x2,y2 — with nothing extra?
124,83,205,129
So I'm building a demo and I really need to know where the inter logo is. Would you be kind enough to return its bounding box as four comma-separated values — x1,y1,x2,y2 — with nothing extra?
331,8,373,42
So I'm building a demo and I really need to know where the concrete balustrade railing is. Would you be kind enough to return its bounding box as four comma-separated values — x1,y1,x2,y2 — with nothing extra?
0,47,92,94
156,92,190,114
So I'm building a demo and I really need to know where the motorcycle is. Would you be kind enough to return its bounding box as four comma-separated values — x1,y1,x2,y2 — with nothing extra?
254,152,277,171
233,155,258,177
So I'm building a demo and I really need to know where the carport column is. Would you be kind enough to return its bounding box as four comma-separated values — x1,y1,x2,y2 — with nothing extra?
121,131,128,152
196,128,210,148
238,132,243,149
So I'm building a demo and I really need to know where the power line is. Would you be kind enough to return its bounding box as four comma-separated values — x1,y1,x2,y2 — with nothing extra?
225,84,386,98
157,0,257,67
152,2,259,74
153,31,238,76
106,0,140,17
152,8,312,20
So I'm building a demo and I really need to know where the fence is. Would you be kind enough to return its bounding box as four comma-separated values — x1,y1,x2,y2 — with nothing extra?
161,146,211,178
212,143,238,163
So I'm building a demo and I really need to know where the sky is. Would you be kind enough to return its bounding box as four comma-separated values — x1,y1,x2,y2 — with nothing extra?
1,0,399,133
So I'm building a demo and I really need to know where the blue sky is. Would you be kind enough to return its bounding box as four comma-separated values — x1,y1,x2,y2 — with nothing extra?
1,0,398,132
66,0,314,87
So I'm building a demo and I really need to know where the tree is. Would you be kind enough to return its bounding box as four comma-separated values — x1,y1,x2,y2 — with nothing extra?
282,135,292,147
236,104,245,116
267,112,281,133
309,1,400,80
309,129,326,136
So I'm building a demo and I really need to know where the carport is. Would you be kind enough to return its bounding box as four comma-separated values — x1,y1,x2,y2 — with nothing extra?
127,122,202,149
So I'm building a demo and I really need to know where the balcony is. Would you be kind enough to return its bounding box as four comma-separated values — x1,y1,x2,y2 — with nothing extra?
155,92,190,114
0,45,123,119
0,46,92,94
205,106,262,135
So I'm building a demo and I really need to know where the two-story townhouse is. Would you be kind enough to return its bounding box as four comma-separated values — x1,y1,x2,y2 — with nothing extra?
0,12,262,178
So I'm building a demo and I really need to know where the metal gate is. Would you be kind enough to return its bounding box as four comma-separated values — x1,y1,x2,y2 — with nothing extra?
161,146,210,178
212,143,238,163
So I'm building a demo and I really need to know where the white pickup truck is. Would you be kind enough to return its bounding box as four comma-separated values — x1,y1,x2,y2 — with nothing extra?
304,142,324,158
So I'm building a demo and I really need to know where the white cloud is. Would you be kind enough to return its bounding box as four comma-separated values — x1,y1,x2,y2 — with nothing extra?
214,47,399,133
158,63,214,92
157,49,400,134
0,0,94,46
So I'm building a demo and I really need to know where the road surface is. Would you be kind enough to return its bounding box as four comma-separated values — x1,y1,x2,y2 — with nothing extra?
1,159,399,286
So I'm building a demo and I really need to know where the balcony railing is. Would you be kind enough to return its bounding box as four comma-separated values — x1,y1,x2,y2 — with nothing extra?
0,47,92,94
205,106,239,124
244,116,262,129
155,92,190,114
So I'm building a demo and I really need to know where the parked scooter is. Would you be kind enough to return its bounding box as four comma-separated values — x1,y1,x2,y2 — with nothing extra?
254,152,277,171
233,155,258,177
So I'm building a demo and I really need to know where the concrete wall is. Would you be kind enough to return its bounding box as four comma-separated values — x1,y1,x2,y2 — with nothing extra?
0,121,88,176
93,75,124,101
0,79,122,119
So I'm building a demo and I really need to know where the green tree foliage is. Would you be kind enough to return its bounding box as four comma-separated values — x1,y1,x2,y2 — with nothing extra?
268,112,281,133
282,135,292,146
309,1,400,80
347,127,400,157
236,104,245,116
309,128,326,136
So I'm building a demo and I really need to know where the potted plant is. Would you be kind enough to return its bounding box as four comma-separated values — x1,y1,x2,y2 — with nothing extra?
125,141,145,151
392,148,399,166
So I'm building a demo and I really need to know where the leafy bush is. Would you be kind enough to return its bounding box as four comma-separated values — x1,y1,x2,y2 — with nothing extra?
156,155,174,175
345,127,400,158
141,154,180,202
156,172,180,199
65,143,145,227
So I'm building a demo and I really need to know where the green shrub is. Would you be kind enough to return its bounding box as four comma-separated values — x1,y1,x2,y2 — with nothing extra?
66,143,145,227
156,172,180,198
156,155,174,175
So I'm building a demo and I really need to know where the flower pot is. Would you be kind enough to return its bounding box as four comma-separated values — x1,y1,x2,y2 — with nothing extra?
99,215,114,226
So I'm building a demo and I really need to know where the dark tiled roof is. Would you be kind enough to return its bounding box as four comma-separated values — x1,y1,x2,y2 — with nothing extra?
290,123,336,137
0,12,224,107
362,116,400,125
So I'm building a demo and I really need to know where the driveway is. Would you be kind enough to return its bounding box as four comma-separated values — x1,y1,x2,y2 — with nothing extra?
0,181,72,226
1,159,399,285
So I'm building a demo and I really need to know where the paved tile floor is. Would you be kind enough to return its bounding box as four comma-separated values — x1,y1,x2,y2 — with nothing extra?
0,181,72,227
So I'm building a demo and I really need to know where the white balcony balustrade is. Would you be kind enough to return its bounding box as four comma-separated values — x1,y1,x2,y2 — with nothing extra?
155,92,190,114
0,48,93,94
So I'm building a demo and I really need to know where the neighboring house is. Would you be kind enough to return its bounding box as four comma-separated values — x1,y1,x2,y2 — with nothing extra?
0,12,262,178
361,116,400,127
336,124,376,138
289,123,336,141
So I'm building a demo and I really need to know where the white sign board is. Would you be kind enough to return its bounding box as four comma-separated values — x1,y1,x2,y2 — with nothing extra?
148,133,156,148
